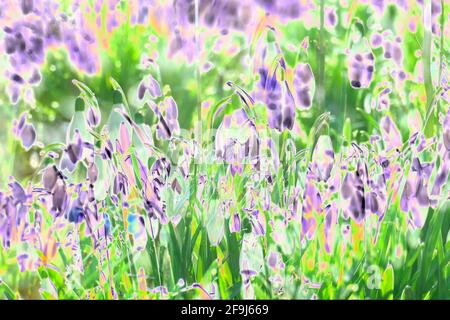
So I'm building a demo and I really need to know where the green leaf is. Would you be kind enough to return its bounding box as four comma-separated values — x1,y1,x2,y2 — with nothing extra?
0,280,16,299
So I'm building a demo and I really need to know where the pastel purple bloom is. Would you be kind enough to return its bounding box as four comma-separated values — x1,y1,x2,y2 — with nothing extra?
113,172,128,196
12,112,36,150
215,108,259,175
348,51,375,89
325,7,337,27
153,97,181,140
267,251,279,269
60,130,83,172
255,0,312,22
301,178,322,239
87,162,98,183
400,158,433,228
341,161,367,223
52,178,68,215
86,104,101,128
249,210,266,236
42,165,59,191
230,213,241,233
371,33,383,48
293,63,315,109
383,39,403,66
143,157,171,224
137,74,161,100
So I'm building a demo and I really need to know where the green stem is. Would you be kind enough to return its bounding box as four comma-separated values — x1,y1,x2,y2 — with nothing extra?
317,0,326,112
438,0,445,84
423,0,435,137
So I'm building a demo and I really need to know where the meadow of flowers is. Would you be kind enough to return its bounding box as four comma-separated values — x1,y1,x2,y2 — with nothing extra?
0,0,449,300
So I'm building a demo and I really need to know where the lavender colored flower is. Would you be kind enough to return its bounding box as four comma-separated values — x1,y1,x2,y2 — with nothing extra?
341,160,367,223
87,162,98,183
267,251,279,269
230,212,241,233
400,158,433,228
68,205,84,223
12,112,36,151
60,129,84,172
260,67,283,130
153,97,181,140
215,108,259,175
142,157,171,224
86,104,101,128
325,7,337,27
249,210,266,237
42,165,59,191
383,38,403,66
370,33,383,48
113,172,128,196
372,88,391,111
292,63,315,109
137,74,161,100
52,178,68,214
255,0,312,22
301,178,322,239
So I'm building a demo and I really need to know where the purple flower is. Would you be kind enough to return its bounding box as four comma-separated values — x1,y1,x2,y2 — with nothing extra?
341,160,367,223
215,108,259,175
348,51,375,89
42,165,59,191
255,0,312,22
87,162,98,183
293,63,315,109
371,33,383,48
113,172,128,196
60,130,84,172
400,158,433,228
137,74,161,100
230,213,241,233
301,178,322,239
325,7,337,27
267,251,279,269
383,38,403,66
12,112,36,151
372,88,391,111
86,104,101,128
68,205,84,223
9,180,29,204
153,97,180,140
52,178,68,214
142,157,171,224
